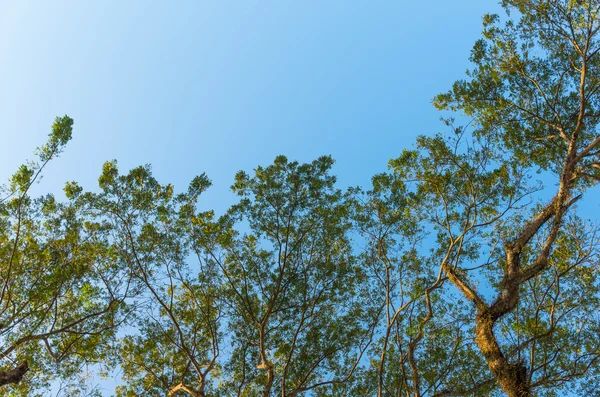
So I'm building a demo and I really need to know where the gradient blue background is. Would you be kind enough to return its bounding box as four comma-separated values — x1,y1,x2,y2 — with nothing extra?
0,0,502,214
5,1,592,395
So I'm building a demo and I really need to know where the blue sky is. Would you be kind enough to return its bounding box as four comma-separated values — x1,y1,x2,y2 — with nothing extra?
0,0,502,215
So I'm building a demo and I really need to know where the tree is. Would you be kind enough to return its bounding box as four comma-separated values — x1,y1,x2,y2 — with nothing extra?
113,155,378,397
352,170,493,397
425,0,600,395
0,117,130,394
78,161,222,397
363,130,600,396
212,156,377,397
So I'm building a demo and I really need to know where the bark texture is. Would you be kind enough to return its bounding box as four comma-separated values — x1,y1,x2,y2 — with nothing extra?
0,361,28,387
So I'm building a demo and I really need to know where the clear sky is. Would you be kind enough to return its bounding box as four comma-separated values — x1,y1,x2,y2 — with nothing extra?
0,0,503,216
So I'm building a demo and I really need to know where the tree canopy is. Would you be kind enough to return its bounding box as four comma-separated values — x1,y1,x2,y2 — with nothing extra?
3,1,600,396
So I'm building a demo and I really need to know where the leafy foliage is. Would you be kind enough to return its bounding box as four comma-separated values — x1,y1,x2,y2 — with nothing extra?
0,117,129,394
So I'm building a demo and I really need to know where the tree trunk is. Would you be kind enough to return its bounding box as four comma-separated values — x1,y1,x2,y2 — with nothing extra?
0,361,28,386
168,382,204,397
475,313,529,397
258,359,274,397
